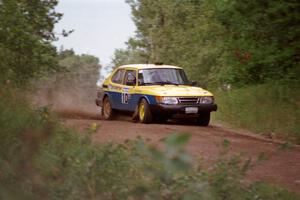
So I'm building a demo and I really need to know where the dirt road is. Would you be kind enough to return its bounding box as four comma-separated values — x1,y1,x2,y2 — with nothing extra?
60,109,300,194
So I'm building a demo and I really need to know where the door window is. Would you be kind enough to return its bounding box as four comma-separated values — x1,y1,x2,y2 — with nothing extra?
124,70,136,86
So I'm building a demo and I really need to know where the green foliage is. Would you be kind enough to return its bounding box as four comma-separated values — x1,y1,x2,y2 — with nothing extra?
1,87,299,199
208,142,252,200
247,182,300,200
58,48,101,72
120,0,300,86
110,40,149,68
214,83,300,143
118,0,225,86
213,0,300,85
0,0,64,84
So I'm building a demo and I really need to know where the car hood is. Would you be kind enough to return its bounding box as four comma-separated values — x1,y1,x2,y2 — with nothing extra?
137,85,213,97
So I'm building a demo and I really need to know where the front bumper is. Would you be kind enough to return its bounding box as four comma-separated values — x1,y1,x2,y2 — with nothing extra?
149,103,217,116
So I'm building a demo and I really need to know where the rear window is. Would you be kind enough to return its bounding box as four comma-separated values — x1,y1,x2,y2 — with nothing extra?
111,69,125,84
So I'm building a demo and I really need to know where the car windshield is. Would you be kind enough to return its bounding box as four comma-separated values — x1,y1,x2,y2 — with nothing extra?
138,68,190,86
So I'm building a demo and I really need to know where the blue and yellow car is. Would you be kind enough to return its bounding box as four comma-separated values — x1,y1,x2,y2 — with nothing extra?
95,64,217,126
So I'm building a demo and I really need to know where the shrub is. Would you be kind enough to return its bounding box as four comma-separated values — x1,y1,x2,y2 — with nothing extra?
214,83,300,143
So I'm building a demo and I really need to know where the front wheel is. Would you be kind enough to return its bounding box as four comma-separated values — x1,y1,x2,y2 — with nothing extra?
102,96,114,120
138,98,153,123
198,112,210,126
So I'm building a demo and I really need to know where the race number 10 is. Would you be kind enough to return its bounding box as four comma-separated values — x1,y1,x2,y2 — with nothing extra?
121,93,129,104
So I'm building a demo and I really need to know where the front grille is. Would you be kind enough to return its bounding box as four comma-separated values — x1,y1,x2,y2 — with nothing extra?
178,97,199,105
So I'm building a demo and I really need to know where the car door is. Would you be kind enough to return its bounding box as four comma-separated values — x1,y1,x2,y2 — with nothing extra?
109,68,125,109
120,69,138,111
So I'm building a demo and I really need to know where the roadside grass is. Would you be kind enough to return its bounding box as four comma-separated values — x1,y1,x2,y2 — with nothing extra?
0,86,299,199
213,83,300,144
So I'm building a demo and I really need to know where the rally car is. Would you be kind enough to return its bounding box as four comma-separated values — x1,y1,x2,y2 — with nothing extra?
95,64,217,126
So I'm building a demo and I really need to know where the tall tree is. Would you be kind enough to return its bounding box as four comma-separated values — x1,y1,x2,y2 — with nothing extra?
0,0,64,84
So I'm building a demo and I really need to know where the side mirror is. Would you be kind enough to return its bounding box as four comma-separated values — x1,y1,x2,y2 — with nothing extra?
138,79,144,86
191,81,198,86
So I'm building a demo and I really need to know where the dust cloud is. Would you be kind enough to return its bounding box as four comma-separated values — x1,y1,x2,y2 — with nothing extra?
32,73,101,120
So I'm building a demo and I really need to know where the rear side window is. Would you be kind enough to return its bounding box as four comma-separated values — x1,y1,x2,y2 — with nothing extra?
111,69,125,84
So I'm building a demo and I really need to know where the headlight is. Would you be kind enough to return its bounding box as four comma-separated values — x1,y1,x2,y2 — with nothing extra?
156,96,178,105
199,96,214,104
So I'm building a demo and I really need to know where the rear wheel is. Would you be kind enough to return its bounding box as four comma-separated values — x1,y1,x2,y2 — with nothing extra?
102,96,114,120
198,112,210,126
138,98,153,123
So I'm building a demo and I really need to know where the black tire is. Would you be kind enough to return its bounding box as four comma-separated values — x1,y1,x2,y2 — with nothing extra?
138,98,153,123
198,112,210,126
102,96,114,120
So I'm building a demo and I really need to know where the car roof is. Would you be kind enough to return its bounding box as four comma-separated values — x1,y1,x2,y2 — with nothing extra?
117,64,182,70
